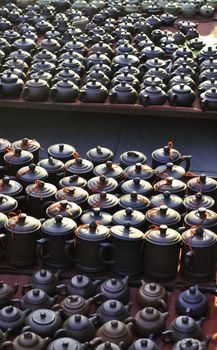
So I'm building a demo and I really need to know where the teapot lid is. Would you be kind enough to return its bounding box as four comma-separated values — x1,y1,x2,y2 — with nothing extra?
183,192,215,210
174,338,205,350
130,338,161,350
63,314,90,330
102,278,127,293
172,316,198,332
182,226,217,247
95,342,121,350
141,282,166,298
119,150,147,166
24,289,48,305
87,176,118,194
112,208,146,227
17,331,41,347
137,307,160,322
1,72,18,83
119,192,150,211
0,305,21,321
145,225,181,245
76,221,110,241
65,158,94,174
181,286,204,304
99,320,129,337
62,295,86,311
0,138,10,152
88,192,118,210
56,186,89,203
26,78,48,88
46,200,82,219
26,180,57,198
184,207,217,228
86,146,114,163
121,178,153,195
31,309,56,325
59,175,87,189
42,215,77,236
4,148,33,165
99,299,125,317
0,194,17,213
38,157,64,173
80,208,112,226
70,275,91,289
151,142,181,163
187,174,217,193
47,337,81,350
5,213,41,234
48,143,76,159
32,269,56,284
150,191,183,210
17,164,48,182
154,177,186,193
110,223,144,241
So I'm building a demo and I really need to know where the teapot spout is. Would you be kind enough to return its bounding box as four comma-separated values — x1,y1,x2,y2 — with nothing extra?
122,275,129,285
197,317,205,327
92,279,104,287
203,335,211,348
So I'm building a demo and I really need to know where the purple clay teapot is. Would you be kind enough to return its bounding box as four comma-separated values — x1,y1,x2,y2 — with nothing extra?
95,299,132,324
172,337,211,350
23,269,60,297
96,320,134,349
109,82,138,104
22,78,50,102
57,274,102,299
0,72,24,98
137,281,168,311
0,281,19,308
79,80,108,103
0,331,50,350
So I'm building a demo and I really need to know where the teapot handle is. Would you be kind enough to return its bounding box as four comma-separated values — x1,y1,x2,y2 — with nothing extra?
183,250,194,270
161,329,174,343
200,99,208,111
64,239,77,263
50,87,57,100
54,328,68,339
159,298,168,312
36,238,50,260
22,87,29,100
21,284,33,295
0,341,15,350
177,155,191,172
99,242,115,265
170,93,177,106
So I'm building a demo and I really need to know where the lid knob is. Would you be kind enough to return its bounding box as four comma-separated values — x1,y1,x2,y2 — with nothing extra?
149,283,156,291
29,163,36,171
111,320,118,328
198,207,206,218
109,300,117,308
166,177,173,186
40,270,47,277
104,343,112,349
6,305,14,313
33,289,40,297
140,339,148,347
199,174,206,184
14,147,22,156
48,156,55,165
130,191,138,200
0,195,4,203
75,314,81,323
106,161,112,168
92,207,101,216
189,286,196,295
195,226,204,236
100,192,107,201
146,307,154,314
163,191,171,199
3,176,10,184
77,275,83,282
22,138,29,145
133,177,140,186
62,342,69,348
163,146,170,154
135,163,142,172
23,332,33,340
59,144,64,152
181,316,189,324
55,215,63,224
160,205,168,215
18,213,27,223
99,175,106,183
195,192,203,201
76,158,83,166
159,224,167,235
111,278,117,285
89,221,97,233
166,162,173,170
125,207,133,216
96,146,103,154
40,312,47,319
60,200,68,208
69,175,79,182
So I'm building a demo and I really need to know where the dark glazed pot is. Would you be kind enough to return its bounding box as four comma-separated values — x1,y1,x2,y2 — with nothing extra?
47,143,76,163
109,82,138,104
86,146,114,165
22,78,50,102
99,276,130,304
24,269,60,296
0,331,50,350
151,143,191,171
0,281,19,308
12,138,41,163
80,80,108,103
172,337,211,350
4,147,33,176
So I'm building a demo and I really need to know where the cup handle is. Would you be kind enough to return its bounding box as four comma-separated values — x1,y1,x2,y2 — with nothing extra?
64,239,77,263
184,250,194,270
99,242,115,265
178,155,191,172
36,238,50,260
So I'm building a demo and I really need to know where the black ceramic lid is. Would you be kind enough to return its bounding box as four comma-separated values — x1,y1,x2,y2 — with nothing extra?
119,150,147,167
17,332,41,347
151,143,180,163
145,225,181,245
0,194,17,213
59,175,87,189
0,138,10,153
110,223,144,241
0,306,21,321
87,176,118,193
124,163,154,181
12,138,40,153
121,178,153,195
31,309,56,325
47,143,76,160
4,147,33,165
184,207,217,228
42,215,77,236
26,181,57,198
181,286,203,304
88,192,118,210
65,158,94,175
150,191,183,210
119,192,150,211
93,161,124,179
183,192,214,210
46,200,82,219
47,337,81,350
38,157,64,173
130,338,161,350
17,164,48,182
172,316,198,332
112,208,146,227
5,213,41,234
187,174,217,193
154,177,186,193
63,314,90,330
76,221,110,241
154,163,185,180
24,289,48,305
182,226,216,247
32,269,55,285
80,208,112,226
56,186,89,203
86,146,114,164
146,205,181,226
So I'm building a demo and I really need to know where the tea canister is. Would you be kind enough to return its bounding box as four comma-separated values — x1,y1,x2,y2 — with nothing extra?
65,221,112,274
4,213,41,268
37,215,77,270
180,225,217,280
146,205,181,229
144,225,182,280
12,138,41,163
151,143,191,171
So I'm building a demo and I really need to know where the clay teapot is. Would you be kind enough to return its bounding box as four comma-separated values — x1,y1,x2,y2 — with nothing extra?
172,337,211,350
0,331,50,350
127,307,168,337
0,281,19,308
139,86,167,106
96,320,134,349
23,269,60,297
50,79,79,102
175,285,209,319
95,299,132,324
54,314,98,342
52,68,81,86
162,315,204,343
168,84,196,107
129,338,161,350
12,288,57,312
55,294,96,318
137,281,168,311
57,274,102,299
0,305,29,334
109,82,138,104
24,308,63,338
151,143,191,171
99,276,130,304
46,337,87,350
95,342,122,350
22,78,50,102
0,72,24,98
80,80,108,103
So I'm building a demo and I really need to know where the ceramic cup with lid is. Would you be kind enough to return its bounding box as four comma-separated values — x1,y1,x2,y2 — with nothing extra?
4,147,34,176
47,143,76,163
16,164,48,188
187,174,217,202
65,221,112,274
86,146,114,165
144,225,182,280
12,138,41,163
146,205,181,229
46,200,82,220
37,215,77,270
